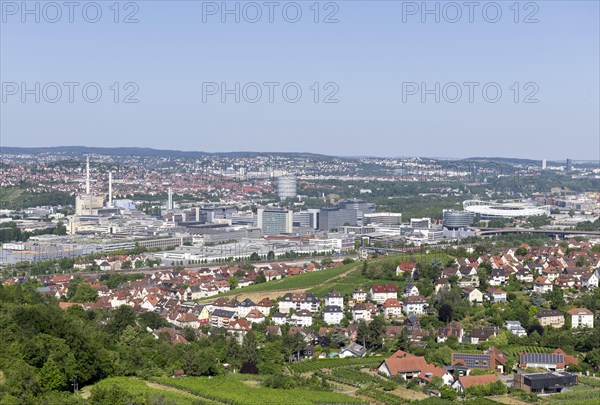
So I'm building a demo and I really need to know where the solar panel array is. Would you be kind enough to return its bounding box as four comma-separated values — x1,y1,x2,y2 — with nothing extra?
453,353,492,368
520,353,564,365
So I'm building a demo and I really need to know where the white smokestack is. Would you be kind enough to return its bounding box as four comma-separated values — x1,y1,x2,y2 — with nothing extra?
108,172,113,207
86,156,90,194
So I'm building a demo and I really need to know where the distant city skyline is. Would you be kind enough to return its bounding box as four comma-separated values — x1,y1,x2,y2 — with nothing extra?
1,145,598,163
1,1,599,160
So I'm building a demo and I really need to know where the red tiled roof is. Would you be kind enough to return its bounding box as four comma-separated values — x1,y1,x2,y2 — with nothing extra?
458,374,498,389
371,284,398,293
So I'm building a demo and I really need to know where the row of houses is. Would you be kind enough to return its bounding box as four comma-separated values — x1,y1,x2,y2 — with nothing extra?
378,346,579,394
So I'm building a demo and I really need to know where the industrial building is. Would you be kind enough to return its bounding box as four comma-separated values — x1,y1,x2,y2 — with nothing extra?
513,371,577,394
277,175,297,199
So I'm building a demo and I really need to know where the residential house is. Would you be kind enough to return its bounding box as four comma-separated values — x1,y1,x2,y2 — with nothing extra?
462,287,483,304
505,321,527,337
211,309,236,328
291,309,313,327
237,298,256,318
339,343,367,358
324,289,344,308
352,302,376,322
396,262,417,278
437,321,463,343
256,297,275,316
403,284,420,297
533,276,553,293
466,327,501,344
403,295,428,315
515,268,534,283
245,308,265,324
489,268,507,286
378,350,453,385
279,293,320,314
580,272,599,289
452,374,498,393
322,305,344,325
434,279,451,294
518,350,577,371
486,288,507,303
370,284,398,304
352,288,367,302
535,310,565,328
581,271,599,288
185,286,204,301
382,298,403,319
272,311,288,326
542,267,560,282
228,319,251,344
263,269,282,281
567,308,594,328
452,347,507,374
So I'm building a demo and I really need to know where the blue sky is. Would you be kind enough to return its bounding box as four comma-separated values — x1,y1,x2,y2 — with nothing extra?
1,0,599,160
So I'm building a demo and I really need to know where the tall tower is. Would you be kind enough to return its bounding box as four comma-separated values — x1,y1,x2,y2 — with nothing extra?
108,172,113,207
86,156,90,194
168,187,173,210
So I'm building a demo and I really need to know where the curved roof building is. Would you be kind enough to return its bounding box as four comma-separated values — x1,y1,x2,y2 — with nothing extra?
463,200,550,219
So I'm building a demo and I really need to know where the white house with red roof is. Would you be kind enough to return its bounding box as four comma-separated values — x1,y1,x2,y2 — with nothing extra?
567,308,594,328
382,298,403,319
370,284,398,304
533,276,554,293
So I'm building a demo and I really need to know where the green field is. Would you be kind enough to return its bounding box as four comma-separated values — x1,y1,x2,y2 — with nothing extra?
84,376,213,404
309,252,452,296
200,263,359,299
0,187,23,204
152,375,365,404
502,346,555,357
203,251,453,301
541,384,600,405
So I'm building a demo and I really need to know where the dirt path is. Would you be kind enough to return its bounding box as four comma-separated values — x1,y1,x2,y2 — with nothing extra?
145,381,222,404
487,395,535,405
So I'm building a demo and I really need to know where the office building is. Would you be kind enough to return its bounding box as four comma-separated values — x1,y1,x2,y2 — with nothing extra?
364,212,402,226
443,210,475,230
410,218,431,229
338,199,375,213
318,208,357,231
257,208,293,236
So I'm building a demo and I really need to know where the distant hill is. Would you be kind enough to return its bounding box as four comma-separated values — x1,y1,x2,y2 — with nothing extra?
0,146,331,160
459,157,541,165
1,146,596,165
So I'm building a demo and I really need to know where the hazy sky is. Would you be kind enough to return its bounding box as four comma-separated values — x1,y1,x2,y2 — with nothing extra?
1,1,599,160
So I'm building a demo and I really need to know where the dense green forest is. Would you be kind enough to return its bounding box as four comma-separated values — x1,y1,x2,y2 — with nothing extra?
0,188,74,210
0,283,326,404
